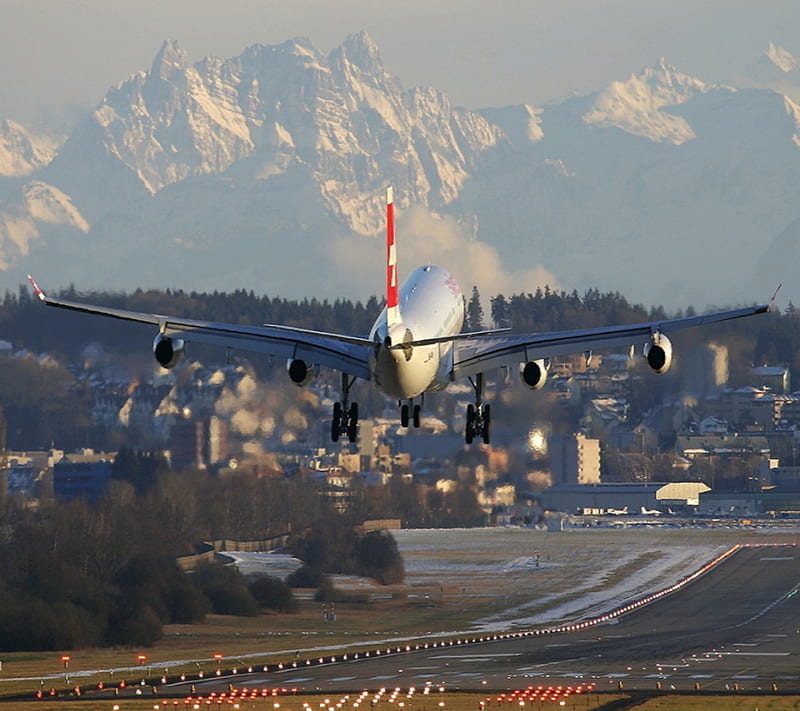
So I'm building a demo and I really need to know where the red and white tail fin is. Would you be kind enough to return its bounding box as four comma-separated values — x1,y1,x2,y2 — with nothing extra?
386,186,400,328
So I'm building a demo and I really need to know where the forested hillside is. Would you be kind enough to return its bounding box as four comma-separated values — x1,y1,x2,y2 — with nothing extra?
4,283,797,363
1,284,798,451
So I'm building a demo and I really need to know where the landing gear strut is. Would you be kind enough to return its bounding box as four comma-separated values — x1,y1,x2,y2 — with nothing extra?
331,373,359,442
465,373,491,445
400,398,422,428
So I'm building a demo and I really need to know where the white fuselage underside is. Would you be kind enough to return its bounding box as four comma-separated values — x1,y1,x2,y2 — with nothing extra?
369,265,464,400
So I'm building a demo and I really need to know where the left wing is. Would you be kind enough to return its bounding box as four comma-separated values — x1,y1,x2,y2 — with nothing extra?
27,276,374,380
452,302,772,380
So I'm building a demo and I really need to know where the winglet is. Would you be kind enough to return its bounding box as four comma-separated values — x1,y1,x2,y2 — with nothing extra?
27,274,46,302
768,283,782,312
386,186,400,328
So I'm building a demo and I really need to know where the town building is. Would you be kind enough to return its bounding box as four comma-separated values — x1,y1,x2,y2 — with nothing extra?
549,432,601,485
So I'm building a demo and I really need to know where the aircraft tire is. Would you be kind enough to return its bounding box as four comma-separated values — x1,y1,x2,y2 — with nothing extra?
348,402,359,441
332,402,342,442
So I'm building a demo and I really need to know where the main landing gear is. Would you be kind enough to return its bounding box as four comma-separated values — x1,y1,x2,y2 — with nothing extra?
465,372,491,445
400,398,422,428
331,373,358,442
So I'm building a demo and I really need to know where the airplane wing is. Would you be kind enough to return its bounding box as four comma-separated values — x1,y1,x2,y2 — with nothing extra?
452,301,772,380
27,276,374,380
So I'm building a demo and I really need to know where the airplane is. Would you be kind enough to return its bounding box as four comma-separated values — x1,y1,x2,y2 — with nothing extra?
27,188,776,445
606,507,629,516
640,506,662,516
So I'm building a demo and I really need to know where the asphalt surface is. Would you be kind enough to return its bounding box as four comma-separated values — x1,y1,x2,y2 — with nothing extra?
181,544,800,694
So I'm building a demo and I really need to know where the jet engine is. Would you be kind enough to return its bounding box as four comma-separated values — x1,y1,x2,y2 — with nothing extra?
153,333,185,369
287,359,318,387
644,332,673,374
519,359,549,390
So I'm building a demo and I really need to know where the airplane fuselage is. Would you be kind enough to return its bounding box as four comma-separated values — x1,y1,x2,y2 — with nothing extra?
369,265,464,400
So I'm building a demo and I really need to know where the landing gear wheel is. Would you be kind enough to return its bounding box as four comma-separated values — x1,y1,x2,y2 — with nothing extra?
347,402,359,442
465,404,475,444
413,404,421,428
483,404,491,445
331,401,342,442
401,403,410,428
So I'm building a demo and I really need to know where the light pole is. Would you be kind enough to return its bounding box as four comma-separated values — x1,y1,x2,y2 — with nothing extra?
61,655,70,685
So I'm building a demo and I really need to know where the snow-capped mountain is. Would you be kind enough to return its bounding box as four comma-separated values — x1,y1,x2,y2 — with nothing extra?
468,60,800,308
582,57,711,144
2,35,800,310
42,32,503,231
763,41,800,74
0,120,61,178
744,41,800,105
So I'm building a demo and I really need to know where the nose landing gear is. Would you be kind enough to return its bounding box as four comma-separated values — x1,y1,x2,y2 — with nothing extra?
400,399,422,429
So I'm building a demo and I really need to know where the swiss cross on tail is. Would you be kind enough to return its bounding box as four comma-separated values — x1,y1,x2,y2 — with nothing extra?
386,187,400,329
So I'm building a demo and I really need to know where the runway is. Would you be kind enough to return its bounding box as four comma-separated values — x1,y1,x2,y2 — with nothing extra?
182,544,800,694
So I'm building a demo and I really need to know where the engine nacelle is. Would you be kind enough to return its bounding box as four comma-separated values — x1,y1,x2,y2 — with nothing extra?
644,332,673,374
519,359,549,390
153,333,185,369
287,359,318,387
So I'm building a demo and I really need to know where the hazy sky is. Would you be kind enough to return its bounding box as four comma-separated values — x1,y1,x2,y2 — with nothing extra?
1,0,799,125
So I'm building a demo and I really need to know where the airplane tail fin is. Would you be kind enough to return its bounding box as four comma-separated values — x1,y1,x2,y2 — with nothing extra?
386,186,400,329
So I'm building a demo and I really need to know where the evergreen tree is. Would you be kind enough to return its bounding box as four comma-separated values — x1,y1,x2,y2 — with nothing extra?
466,286,484,330
490,294,509,328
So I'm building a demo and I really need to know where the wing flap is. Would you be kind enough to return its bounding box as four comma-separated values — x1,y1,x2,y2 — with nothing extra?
162,320,372,379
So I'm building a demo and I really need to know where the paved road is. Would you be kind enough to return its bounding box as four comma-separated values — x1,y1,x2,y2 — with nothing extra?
182,544,800,694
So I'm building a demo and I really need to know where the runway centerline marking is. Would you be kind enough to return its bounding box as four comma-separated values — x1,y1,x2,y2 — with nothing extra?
430,653,521,659
716,652,791,657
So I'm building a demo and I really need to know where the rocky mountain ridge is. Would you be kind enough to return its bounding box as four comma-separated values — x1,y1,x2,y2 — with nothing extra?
1,33,799,309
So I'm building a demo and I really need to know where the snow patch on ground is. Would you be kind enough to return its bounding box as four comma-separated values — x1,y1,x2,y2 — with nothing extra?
219,550,302,579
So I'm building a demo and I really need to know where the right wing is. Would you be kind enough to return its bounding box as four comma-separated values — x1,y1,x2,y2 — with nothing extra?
452,301,772,380
27,276,374,380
